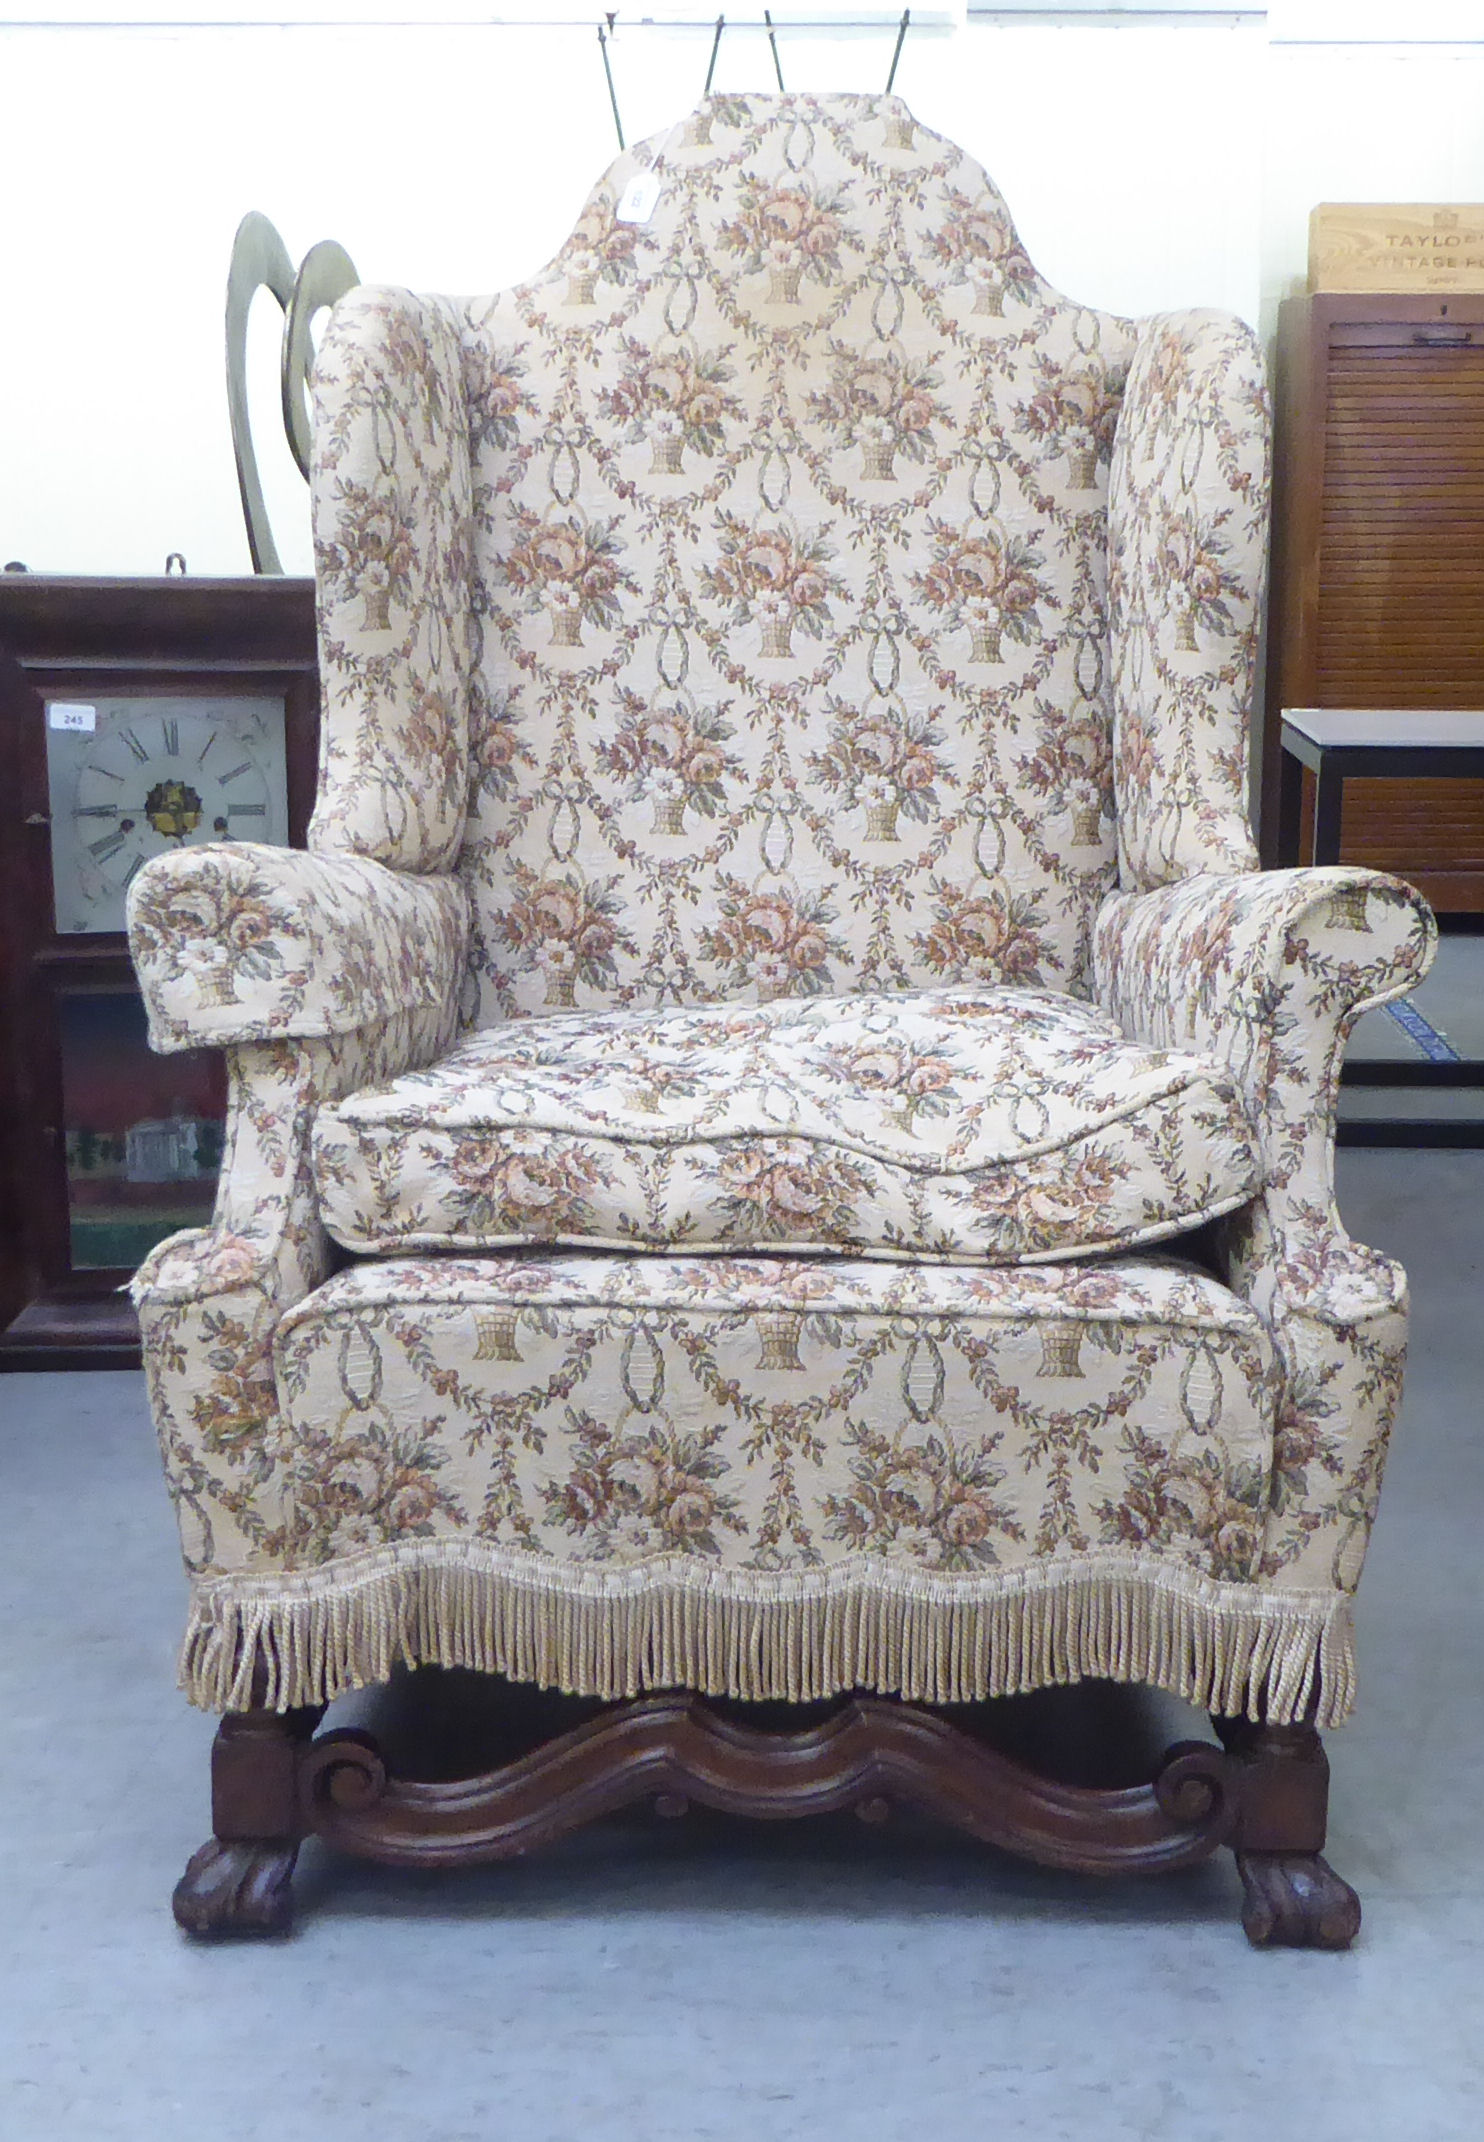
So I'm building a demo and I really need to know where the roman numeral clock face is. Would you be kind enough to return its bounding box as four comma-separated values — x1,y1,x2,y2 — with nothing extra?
45,695,289,935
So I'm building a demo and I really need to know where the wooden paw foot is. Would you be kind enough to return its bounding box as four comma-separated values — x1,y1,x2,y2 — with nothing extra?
1235,1850,1361,1950
172,1838,300,1937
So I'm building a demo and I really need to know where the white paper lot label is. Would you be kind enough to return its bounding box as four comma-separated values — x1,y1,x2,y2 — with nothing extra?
48,702,97,732
617,170,662,224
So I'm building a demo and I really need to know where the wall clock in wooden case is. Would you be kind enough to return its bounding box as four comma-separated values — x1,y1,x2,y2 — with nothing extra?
0,576,318,1368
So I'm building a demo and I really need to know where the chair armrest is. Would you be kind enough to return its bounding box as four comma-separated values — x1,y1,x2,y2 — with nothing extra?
1093,866,1435,1296
133,1006,459,1662
1109,309,1268,891
126,841,469,1052
311,285,473,872
1097,865,1435,1617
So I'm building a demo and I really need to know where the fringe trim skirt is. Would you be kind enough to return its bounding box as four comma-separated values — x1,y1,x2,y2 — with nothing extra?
181,1543,1357,1728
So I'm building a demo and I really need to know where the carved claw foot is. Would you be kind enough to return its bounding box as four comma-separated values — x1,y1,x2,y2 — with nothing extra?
1235,1850,1361,1950
172,1838,300,1937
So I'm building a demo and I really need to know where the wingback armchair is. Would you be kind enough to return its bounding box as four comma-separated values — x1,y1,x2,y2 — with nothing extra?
128,94,1434,1946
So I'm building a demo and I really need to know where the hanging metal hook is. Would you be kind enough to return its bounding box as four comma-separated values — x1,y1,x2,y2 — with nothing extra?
704,14,725,96
764,9,785,91
886,9,910,95
598,16,624,151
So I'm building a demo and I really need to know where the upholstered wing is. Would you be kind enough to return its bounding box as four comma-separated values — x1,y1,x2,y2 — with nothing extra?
1108,309,1269,890
309,289,474,874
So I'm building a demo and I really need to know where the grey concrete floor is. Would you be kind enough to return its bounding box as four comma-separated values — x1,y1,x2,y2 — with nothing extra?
1345,932,1484,1127
2,1149,1482,2141
1350,930,1484,1063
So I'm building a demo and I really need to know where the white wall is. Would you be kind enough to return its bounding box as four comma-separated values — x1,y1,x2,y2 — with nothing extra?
1263,38,1484,332
0,13,1480,579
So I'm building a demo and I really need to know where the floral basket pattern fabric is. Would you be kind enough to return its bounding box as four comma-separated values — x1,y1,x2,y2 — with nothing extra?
1094,865,1436,1601
312,986,1263,1262
309,92,1161,1017
1108,311,1268,892
127,843,469,1050
127,93,1436,1736
185,1249,1342,1720
309,289,474,873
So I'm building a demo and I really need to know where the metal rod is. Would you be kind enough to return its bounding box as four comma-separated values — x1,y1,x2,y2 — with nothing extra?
704,13,724,93
885,8,909,92
598,19,624,149
764,8,784,89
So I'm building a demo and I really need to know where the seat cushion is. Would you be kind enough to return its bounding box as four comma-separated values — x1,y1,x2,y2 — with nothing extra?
260,1248,1282,1710
314,986,1262,1264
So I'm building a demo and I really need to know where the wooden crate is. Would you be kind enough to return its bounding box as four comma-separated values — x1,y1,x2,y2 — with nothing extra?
1310,203,1484,294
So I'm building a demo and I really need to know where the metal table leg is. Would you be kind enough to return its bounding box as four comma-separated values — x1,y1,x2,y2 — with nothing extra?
1311,757,1344,866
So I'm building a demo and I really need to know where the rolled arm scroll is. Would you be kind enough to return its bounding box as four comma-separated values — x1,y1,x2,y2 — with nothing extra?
1095,866,1436,1638
1093,866,1434,1239
127,842,469,1053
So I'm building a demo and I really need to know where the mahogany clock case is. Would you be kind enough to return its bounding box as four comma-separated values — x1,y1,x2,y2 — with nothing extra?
0,577,318,1370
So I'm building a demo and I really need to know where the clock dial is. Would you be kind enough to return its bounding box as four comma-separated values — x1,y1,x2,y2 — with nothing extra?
46,694,288,934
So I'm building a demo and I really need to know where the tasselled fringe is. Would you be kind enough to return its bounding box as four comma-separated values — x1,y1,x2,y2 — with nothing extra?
180,1546,1357,1728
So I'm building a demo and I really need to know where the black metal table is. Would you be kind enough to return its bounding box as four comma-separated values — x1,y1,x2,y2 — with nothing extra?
1279,706,1484,1147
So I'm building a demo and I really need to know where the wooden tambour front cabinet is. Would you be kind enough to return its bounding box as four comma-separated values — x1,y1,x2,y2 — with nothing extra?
0,577,318,1368
1267,292,1484,910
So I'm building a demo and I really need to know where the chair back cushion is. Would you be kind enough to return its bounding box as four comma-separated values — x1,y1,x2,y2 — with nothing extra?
457,93,1138,1022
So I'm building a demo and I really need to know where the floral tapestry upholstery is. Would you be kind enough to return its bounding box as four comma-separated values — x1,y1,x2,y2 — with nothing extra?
312,985,1262,1262
1108,310,1267,893
1095,865,1436,1604
127,843,469,1051
127,92,1436,1733
309,289,473,873
202,1248,1312,1718
343,92,1155,1016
